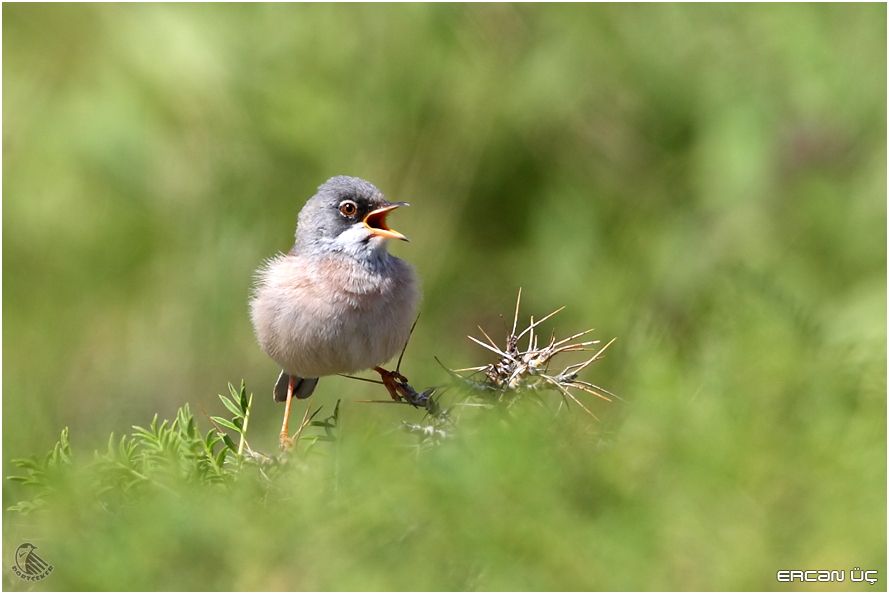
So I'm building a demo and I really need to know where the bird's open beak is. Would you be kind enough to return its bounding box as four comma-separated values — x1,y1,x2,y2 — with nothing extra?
363,201,409,242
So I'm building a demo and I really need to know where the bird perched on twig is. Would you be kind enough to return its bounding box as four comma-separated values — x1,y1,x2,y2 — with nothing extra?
250,176,420,449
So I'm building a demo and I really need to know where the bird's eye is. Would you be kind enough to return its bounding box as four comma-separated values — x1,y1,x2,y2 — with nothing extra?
338,200,358,217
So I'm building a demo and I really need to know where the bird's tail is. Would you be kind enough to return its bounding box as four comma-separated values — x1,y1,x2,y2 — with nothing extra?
274,371,319,402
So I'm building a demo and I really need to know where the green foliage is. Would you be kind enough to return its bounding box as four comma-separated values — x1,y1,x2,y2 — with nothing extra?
210,380,252,455
6,428,72,515
6,382,343,517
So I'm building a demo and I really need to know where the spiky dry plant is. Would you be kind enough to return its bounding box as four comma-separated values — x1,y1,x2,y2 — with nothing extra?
442,288,617,419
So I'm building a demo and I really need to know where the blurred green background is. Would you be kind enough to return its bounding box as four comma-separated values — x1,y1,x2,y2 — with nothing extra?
4,3,886,591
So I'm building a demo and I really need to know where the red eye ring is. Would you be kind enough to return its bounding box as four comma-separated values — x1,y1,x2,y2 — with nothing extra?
339,200,358,217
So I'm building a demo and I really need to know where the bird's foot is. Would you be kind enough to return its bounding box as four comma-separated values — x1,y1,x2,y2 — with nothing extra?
373,366,437,411
279,432,294,451
374,366,410,402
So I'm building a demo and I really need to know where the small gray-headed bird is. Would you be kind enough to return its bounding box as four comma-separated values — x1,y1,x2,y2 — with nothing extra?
250,176,420,448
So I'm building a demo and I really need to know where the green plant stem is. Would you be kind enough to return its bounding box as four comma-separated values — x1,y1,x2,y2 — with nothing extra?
237,394,252,457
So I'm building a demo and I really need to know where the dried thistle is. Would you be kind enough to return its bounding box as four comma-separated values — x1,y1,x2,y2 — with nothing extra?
444,288,617,419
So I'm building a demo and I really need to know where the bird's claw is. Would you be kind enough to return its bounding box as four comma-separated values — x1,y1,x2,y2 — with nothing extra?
373,366,438,412
279,432,294,451
374,366,409,402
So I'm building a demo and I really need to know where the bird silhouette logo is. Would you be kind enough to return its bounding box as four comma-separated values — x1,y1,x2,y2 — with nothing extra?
11,542,53,581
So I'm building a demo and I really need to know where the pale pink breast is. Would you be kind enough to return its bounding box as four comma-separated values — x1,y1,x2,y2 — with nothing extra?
250,253,419,377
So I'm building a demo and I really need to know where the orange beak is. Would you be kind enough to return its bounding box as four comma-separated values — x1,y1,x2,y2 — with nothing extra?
363,202,409,242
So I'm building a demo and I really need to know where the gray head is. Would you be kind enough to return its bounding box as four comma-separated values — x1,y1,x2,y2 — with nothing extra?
292,176,409,260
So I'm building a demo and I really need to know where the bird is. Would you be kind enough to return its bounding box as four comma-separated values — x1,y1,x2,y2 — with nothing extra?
250,176,420,449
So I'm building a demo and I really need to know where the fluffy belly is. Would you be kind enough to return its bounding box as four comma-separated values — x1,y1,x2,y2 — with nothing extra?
251,253,419,378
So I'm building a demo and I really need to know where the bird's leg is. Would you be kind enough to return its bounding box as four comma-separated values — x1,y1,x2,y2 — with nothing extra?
279,375,296,450
374,366,408,402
